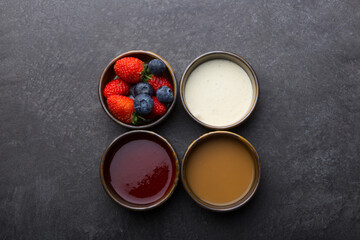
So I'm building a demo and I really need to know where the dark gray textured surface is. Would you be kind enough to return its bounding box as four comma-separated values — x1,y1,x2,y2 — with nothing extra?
1,0,359,239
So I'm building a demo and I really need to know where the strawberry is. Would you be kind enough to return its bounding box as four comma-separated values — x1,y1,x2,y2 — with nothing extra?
114,57,144,84
147,76,173,92
106,95,134,124
103,79,130,98
147,96,167,119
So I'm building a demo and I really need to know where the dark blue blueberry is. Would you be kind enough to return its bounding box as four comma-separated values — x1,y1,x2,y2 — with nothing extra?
134,94,154,115
134,82,153,96
148,59,166,75
129,85,136,98
156,86,174,104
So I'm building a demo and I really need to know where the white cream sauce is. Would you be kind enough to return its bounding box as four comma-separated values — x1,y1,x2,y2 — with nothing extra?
184,59,253,127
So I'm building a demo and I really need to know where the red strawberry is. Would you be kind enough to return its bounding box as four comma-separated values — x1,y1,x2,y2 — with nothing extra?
103,79,130,98
114,57,144,84
147,76,173,92
107,95,134,124
147,96,166,119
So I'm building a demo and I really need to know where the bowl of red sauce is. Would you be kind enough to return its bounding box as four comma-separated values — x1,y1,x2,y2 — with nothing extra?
100,130,179,210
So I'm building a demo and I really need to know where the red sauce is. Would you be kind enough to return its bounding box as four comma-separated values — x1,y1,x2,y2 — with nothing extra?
107,134,176,205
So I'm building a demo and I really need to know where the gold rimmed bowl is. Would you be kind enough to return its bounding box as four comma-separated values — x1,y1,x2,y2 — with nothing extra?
100,130,180,210
99,50,177,129
181,131,261,212
180,51,259,130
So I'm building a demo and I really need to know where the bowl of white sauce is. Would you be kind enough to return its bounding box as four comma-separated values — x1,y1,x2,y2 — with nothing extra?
180,51,259,129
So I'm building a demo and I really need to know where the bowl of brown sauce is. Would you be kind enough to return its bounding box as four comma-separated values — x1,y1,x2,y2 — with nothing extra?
181,131,261,211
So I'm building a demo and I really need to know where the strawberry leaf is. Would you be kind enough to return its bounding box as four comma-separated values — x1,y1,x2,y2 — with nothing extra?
141,64,153,82
131,112,147,125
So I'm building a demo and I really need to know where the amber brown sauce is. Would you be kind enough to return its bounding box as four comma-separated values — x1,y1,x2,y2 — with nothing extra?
185,136,255,205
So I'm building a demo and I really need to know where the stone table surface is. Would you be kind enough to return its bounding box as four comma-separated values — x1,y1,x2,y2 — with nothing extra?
1,0,359,239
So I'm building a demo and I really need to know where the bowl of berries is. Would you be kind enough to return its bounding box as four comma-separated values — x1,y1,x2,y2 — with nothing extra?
99,50,177,129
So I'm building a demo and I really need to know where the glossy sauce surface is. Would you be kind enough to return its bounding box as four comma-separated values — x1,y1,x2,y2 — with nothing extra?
107,136,176,205
185,136,255,205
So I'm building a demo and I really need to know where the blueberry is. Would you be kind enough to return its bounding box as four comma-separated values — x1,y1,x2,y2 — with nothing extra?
148,59,166,75
134,94,154,115
134,82,153,96
156,86,174,104
129,85,136,98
